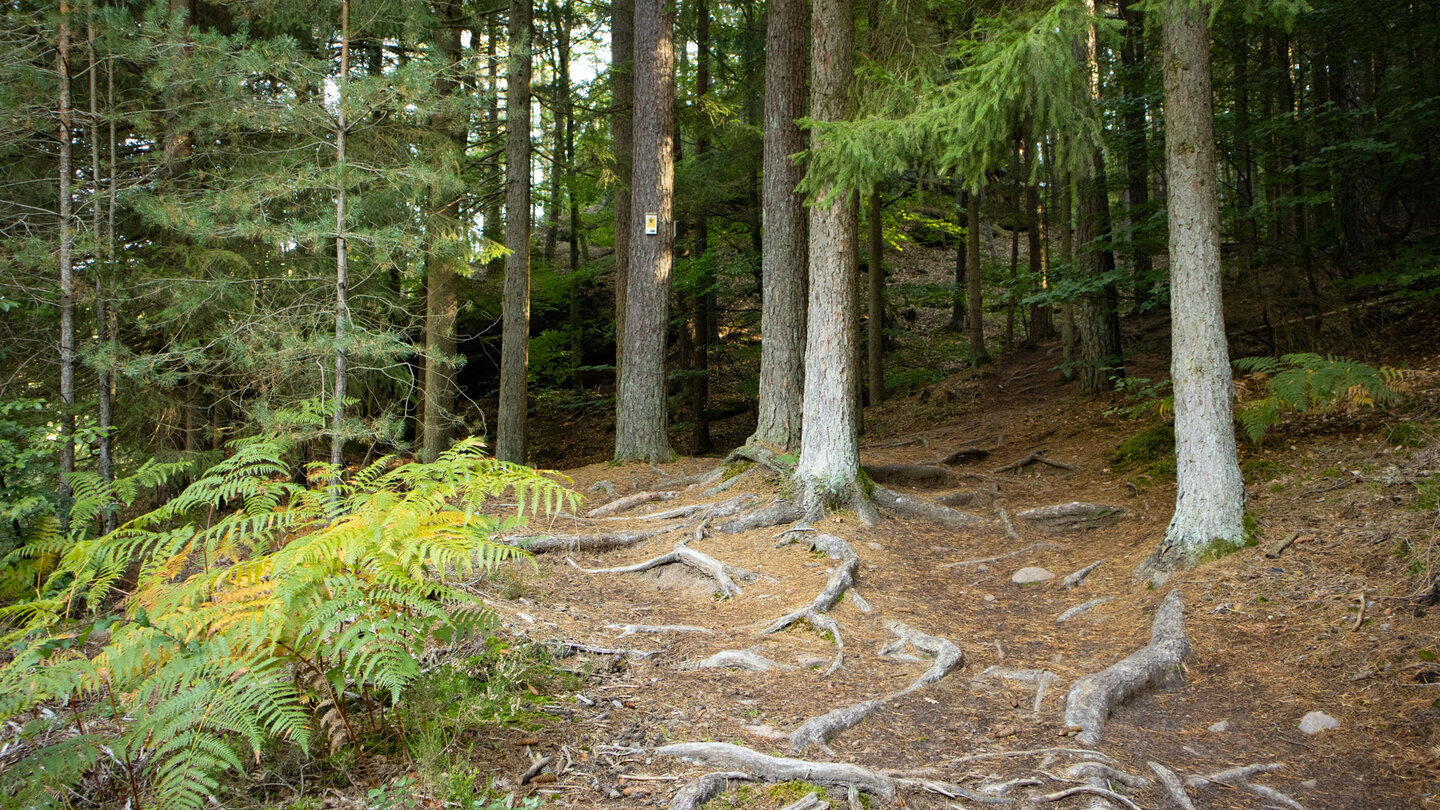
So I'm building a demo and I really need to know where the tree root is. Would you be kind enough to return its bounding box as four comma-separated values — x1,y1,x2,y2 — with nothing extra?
939,446,991,465
790,621,962,752
941,542,1048,569
606,624,714,638
566,539,757,598
726,444,794,477
656,742,895,799
1183,763,1282,788
518,527,672,554
1063,591,1191,745
1040,786,1140,810
894,778,1016,805
992,453,1078,474
669,771,750,810
763,534,860,634
715,499,805,534
873,487,980,528
1016,503,1124,533
545,641,658,658
1057,597,1113,623
1243,782,1306,810
979,667,1057,713
862,463,958,488
1064,762,1150,790
702,468,753,496
1146,761,1195,810
685,649,792,671
1061,559,1105,589
588,489,683,517
778,791,829,810
997,507,1022,541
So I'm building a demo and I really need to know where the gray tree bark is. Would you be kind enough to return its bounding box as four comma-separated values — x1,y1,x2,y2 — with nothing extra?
1143,0,1246,572
611,0,634,393
750,0,808,452
57,4,75,511
867,191,884,405
965,186,988,364
497,0,533,463
331,0,350,470
690,0,713,453
614,0,675,462
794,0,868,519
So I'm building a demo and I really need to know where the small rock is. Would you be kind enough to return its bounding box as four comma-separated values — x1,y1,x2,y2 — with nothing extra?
866,541,885,550
1298,711,1339,735
1207,720,1230,733
992,725,1017,739
1012,567,1055,584
796,655,828,668
1300,780,1318,790
983,594,996,603
741,723,787,740
976,563,990,572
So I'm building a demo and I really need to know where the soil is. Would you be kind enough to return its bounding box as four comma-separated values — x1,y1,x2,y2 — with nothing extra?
425,245,1440,810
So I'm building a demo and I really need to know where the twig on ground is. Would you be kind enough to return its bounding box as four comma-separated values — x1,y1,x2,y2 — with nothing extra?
993,453,1078,474
1265,531,1302,558
1061,559,1105,589
520,754,554,785
940,542,1047,568
605,624,714,638
1057,597,1113,623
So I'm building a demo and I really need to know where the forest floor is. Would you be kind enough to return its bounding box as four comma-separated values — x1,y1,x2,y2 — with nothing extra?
351,247,1439,810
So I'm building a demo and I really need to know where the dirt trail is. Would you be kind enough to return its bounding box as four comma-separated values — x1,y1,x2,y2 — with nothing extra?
462,344,1440,810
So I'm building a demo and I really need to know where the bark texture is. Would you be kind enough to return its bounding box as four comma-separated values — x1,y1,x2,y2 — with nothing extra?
1147,0,1246,569
331,0,350,469
965,188,987,364
751,0,808,452
497,0,533,463
57,6,75,508
611,0,634,395
867,191,884,405
615,0,675,461
794,0,860,514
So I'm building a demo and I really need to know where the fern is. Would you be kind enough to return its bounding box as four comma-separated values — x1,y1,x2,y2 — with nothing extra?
1233,353,1403,445
0,435,576,809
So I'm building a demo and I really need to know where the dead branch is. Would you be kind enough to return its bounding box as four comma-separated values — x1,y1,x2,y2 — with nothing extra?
1057,597,1113,623
588,489,683,518
544,641,658,658
1146,762,1196,810
669,771,750,810
685,649,791,671
606,624,714,638
1265,531,1302,558
656,742,896,799
874,487,981,528
940,542,1047,569
1063,591,1191,745
1061,559,1105,589
518,527,672,554
993,453,1078,474
520,754,554,785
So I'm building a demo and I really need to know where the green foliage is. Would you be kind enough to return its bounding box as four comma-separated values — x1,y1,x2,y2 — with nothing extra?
1233,354,1404,445
1386,422,1432,449
0,437,575,810
1110,423,1176,477
1242,458,1290,483
885,366,948,394
1104,377,1174,420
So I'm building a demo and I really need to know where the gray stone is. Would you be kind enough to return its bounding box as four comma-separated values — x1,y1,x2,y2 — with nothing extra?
1298,711,1339,735
1207,719,1230,733
1300,780,1318,790
1012,566,1055,584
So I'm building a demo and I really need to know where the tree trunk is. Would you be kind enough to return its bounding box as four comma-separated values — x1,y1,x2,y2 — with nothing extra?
867,190,884,405
1233,21,1257,272
88,14,113,509
966,185,988,364
57,4,75,512
690,0,713,453
750,0,807,452
1006,158,1020,351
563,0,583,391
1118,0,1153,311
794,0,867,518
1074,151,1123,392
421,0,464,463
543,21,564,265
1145,0,1245,572
615,0,675,462
484,19,503,275
497,0,533,463
332,0,350,470
1054,162,1077,382
612,0,634,392
1025,136,1051,342
951,187,966,331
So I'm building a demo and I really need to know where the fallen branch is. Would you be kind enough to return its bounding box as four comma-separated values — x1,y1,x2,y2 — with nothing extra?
520,754,554,785
993,453,1078,474
656,742,895,799
669,771,750,810
874,487,981,528
588,490,683,518
517,527,672,554
686,649,791,671
606,624,714,638
1057,597,1113,623
1061,559,1105,590
1265,531,1302,559
1063,591,1191,745
544,641,658,658
940,542,1047,569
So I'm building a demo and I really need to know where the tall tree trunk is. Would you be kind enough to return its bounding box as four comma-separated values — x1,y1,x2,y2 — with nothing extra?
88,14,113,506
795,0,870,520
1006,158,1020,351
615,0,675,462
1118,0,1153,311
1144,0,1245,572
852,194,864,433
57,4,75,513
102,32,118,533
332,0,350,470
750,0,807,452
497,0,533,463
966,185,988,364
690,0,712,453
484,18,503,275
544,20,564,265
1024,135,1051,342
1233,21,1257,272
1074,151,1124,391
867,190,884,404
563,0,583,391
1054,161,1078,382
611,0,634,392
951,187,966,331
422,0,465,462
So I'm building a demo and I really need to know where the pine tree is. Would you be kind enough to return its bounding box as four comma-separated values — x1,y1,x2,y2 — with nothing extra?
498,0,534,464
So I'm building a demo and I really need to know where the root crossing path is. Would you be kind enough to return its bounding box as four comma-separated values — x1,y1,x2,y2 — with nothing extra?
476,453,1383,810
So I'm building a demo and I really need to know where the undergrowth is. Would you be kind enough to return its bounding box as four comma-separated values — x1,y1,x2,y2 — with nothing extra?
0,436,574,810
1233,353,1403,445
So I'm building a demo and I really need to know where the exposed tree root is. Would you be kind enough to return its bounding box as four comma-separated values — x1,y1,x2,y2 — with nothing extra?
941,542,1048,569
606,624,714,638
715,499,806,534
637,495,756,522
894,778,1016,805
702,468,753,496
1017,503,1125,533
1040,786,1141,810
545,641,658,658
1146,761,1196,810
862,463,958,488
763,534,860,633
1061,559,1105,589
804,612,847,675
790,621,962,752
726,444,794,477
518,527,672,554
1065,762,1150,790
953,748,1113,766
935,483,1000,509
992,453,1078,474
669,771,750,810
997,506,1022,541
1243,782,1306,810
873,487,980,528
656,742,896,799
980,667,1057,713
939,446,991,465
1057,597,1113,623
777,791,829,810
566,539,757,598
1183,763,1282,788
686,649,792,671
588,489,683,517
1063,591,1191,744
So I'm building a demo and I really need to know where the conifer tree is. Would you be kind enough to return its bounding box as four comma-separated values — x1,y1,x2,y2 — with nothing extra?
498,0,534,464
